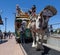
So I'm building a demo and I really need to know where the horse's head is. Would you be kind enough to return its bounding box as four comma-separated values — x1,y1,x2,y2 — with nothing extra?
37,13,49,30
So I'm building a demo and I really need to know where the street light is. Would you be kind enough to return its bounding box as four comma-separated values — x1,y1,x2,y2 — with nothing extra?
5,17,7,32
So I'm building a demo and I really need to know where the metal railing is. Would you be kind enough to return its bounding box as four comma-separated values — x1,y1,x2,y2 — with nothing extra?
49,22,60,34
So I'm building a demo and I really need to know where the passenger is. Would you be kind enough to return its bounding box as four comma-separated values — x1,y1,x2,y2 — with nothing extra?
19,20,26,43
50,25,53,34
10,33,13,38
0,30,3,42
8,31,11,39
4,32,7,39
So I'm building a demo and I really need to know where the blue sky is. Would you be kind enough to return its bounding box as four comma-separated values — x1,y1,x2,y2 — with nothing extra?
0,0,60,32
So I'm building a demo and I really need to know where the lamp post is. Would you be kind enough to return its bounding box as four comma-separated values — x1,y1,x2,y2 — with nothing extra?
5,17,7,33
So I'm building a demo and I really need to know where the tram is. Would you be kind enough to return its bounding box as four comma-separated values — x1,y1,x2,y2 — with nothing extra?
15,5,32,43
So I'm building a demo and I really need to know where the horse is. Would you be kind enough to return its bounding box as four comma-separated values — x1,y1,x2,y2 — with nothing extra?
28,5,57,50
29,14,49,50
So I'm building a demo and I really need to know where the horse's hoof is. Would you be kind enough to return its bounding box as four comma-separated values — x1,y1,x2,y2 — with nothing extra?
36,45,44,51
36,48,44,51
32,45,35,47
32,45,36,47
36,48,41,51
40,46,44,50
32,42,37,47
32,44,37,47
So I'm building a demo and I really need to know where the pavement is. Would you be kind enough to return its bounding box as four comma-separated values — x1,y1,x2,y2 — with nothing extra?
0,36,24,55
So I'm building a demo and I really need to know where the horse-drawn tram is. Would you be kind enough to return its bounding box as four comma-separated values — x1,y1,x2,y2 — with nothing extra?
15,4,60,54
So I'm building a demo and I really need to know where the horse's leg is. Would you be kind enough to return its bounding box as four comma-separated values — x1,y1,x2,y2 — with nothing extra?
40,34,44,50
36,32,39,44
32,31,37,47
36,32,44,50
44,28,50,43
40,34,44,45
36,32,42,50
34,32,36,44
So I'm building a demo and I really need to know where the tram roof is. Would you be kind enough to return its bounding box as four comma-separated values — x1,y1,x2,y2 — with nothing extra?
16,17,30,20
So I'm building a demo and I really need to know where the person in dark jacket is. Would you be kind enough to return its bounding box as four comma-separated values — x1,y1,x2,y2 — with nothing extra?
0,30,3,42
19,21,27,43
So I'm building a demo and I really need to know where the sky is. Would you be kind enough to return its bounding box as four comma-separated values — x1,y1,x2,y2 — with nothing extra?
0,0,60,32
